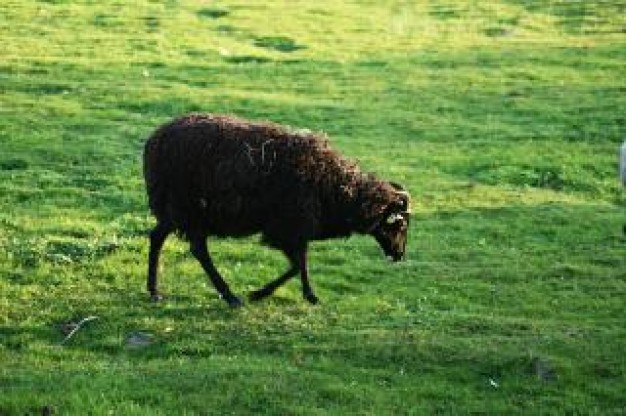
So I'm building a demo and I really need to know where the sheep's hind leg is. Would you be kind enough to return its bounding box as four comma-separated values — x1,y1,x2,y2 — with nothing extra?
147,221,172,302
189,237,242,308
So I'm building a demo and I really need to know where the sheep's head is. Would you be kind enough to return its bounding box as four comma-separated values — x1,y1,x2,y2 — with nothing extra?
369,182,410,262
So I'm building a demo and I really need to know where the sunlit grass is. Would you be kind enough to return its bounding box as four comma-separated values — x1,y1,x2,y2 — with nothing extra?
1,0,624,414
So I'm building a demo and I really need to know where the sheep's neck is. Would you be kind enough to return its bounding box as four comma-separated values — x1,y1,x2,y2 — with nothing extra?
317,176,383,238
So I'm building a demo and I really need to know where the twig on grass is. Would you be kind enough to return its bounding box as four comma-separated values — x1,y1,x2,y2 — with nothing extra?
60,316,99,344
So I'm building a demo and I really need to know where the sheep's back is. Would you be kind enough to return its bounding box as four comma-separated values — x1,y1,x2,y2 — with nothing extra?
143,114,351,239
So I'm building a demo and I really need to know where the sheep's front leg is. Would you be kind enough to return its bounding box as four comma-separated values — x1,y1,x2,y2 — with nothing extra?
298,248,318,304
189,237,242,308
249,265,299,301
249,246,318,304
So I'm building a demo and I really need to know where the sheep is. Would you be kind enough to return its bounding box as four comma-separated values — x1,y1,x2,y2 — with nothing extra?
143,113,410,307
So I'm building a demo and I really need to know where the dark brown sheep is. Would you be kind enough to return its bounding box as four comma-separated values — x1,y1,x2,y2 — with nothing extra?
143,113,410,307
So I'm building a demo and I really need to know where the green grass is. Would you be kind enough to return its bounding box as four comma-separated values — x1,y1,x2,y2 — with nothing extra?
1,0,625,414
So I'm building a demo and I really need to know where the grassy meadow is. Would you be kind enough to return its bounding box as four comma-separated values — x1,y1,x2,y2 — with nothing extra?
1,0,625,414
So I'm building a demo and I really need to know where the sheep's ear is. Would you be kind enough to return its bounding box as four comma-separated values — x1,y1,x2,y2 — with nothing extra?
394,191,411,214
389,182,411,213
398,193,410,213
389,182,405,191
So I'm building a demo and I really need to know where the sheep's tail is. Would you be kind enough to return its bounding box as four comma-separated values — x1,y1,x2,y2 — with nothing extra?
143,132,168,221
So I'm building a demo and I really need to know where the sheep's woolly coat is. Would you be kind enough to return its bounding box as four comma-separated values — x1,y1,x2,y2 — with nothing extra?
144,114,401,251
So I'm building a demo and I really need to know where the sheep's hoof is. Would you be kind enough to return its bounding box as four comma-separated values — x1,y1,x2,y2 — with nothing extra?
249,288,271,302
150,293,165,303
304,292,319,305
224,294,244,308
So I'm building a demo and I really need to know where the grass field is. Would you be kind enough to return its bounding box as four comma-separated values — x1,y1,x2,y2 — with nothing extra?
1,1,625,414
